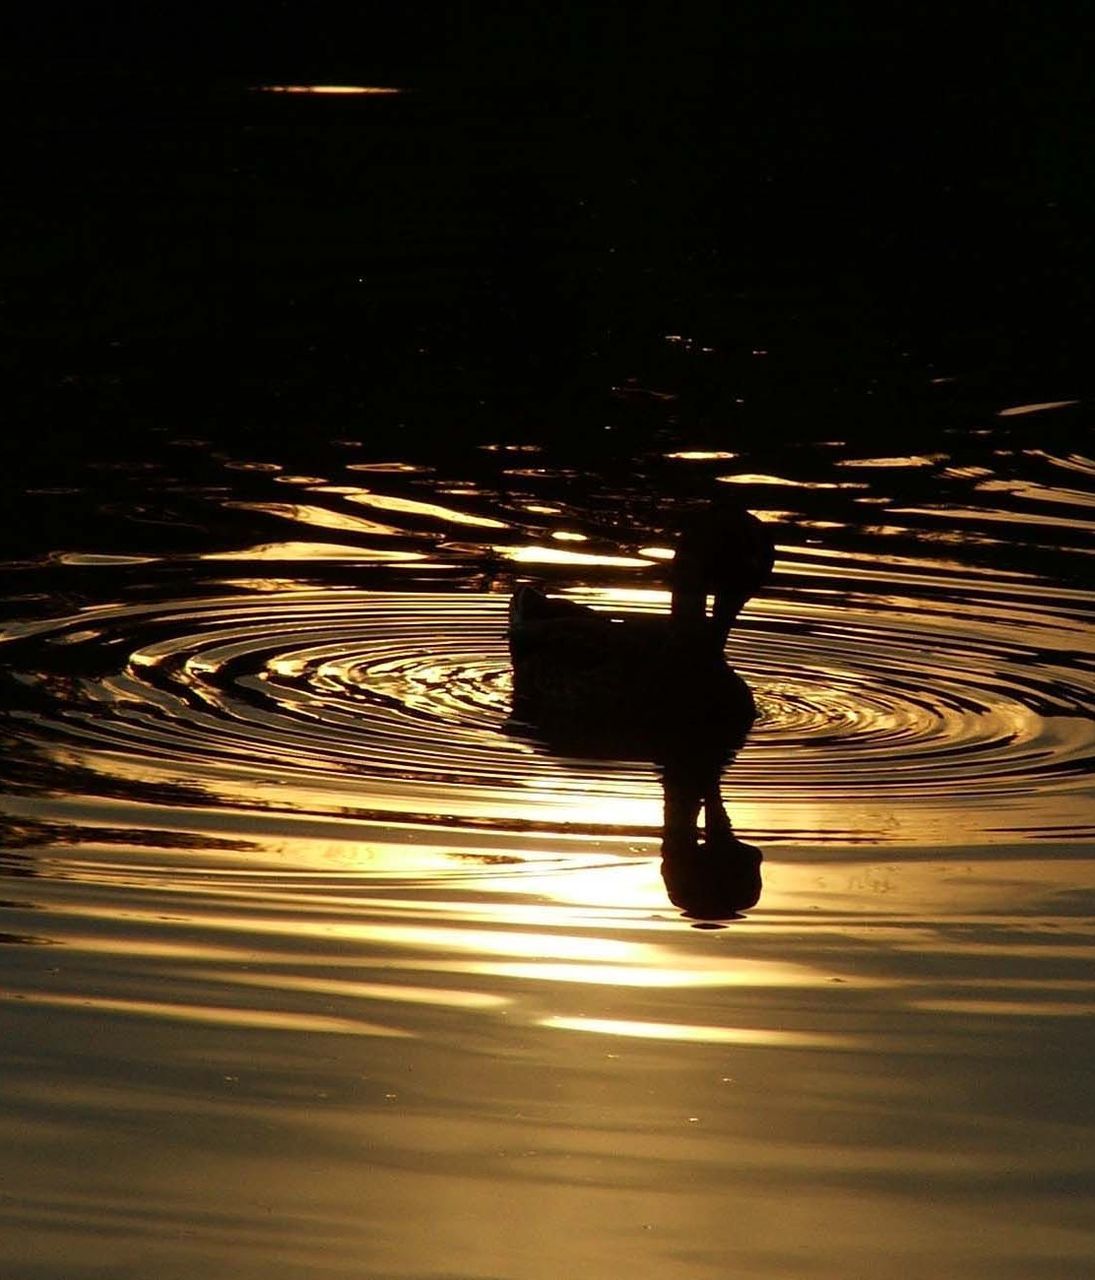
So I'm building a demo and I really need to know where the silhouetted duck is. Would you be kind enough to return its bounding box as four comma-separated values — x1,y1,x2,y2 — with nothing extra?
508,505,773,751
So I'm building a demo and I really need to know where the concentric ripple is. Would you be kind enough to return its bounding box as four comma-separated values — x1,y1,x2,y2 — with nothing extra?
2,580,1092,844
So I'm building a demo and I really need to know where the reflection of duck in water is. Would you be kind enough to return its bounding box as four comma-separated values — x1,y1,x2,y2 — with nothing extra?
657,751,763,917
508,504,773,917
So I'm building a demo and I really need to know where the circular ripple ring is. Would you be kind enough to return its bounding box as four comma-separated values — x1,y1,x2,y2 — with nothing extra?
2,589,1093,841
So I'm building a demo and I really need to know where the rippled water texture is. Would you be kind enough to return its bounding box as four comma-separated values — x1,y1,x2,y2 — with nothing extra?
4,429,1092,847
2,381,1093,1277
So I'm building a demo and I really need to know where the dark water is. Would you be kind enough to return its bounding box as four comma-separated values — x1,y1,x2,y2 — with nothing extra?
2,72,1094,1278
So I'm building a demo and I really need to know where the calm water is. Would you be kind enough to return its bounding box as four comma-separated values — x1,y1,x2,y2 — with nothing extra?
2,80,1095,1279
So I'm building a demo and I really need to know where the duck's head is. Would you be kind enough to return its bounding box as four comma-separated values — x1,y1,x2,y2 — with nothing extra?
660,826,763,916
668,504,774,642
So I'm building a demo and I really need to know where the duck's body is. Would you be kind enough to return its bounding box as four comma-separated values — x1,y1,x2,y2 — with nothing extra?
507,506,773,756
509,585,754,745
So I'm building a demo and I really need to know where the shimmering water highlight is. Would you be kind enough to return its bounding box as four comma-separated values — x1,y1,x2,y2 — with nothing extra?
2,397,1093,1280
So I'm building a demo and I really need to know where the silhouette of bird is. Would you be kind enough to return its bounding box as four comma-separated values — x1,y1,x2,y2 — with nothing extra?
507,504,774,752
505,504,772,918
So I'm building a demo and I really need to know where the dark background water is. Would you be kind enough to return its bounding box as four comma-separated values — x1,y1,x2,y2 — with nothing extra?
2,3,1092,477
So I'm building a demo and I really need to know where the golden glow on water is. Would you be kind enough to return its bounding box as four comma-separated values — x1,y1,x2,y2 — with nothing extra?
719,473,869,490
203,540,425,562
664,450,739,460
203,971,511,1011
891,503,1095,533
25,992,412,1037
257,84,404,96
749,508,798,522
976,477,1095,509
6,552,1086,844
496,545,651,567
6,560,1090,847
837,454,947,468
344,491,508,528
228,500,404,537
446,955,844,990
541,1016,855,1048
345,462,428,473
997,399,1080,416
1,136,1093,1280
564,586,668,608
55,551,158,566
910,998,1095,1017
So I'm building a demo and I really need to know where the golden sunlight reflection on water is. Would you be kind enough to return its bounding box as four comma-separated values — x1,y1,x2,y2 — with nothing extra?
1,561,1091,844
25,992,412,1037
343,490,509,528
256,84,404,96
497,545,653,567
2,422,1094,1278
204,540,425,562
541,1017,856,1047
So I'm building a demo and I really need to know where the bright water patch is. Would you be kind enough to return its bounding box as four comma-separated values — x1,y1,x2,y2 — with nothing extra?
1,409,1094,1280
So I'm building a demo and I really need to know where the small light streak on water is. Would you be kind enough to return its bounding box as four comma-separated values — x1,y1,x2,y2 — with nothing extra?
27,992,411,1037
541,1017,854,1048
718,473,869,489
997,399,1080,416
203,541,425,562
497,546,652,567
207,972,512,1011
256,85,404,96
345,491,509,528
836,454,947,468
749,509,798,522
346,461,432,473
664,450,739,460
227,500,405,537
975,478,1095,509
910,997,1095,1017
55,552,159,566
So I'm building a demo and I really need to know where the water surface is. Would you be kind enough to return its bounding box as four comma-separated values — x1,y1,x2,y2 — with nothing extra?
2,72,1094,1280
2,381,1093,1279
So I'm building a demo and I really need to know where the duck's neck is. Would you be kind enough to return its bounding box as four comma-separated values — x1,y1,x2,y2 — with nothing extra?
711,589,748,646
670,585,747,649
669,583,705,630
